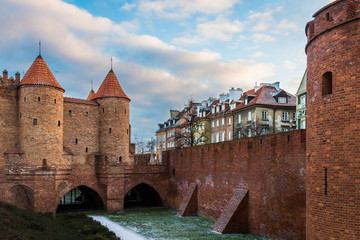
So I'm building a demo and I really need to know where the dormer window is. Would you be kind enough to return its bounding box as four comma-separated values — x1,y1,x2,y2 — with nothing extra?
212,108,215,114
216,106,220,112
245,98,248,105
278,97,287,103
221,105,225,111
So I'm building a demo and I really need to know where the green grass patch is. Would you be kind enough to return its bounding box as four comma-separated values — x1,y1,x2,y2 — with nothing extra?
0,202,120,240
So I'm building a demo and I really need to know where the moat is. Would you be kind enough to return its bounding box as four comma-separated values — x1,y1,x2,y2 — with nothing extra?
93,208,267,240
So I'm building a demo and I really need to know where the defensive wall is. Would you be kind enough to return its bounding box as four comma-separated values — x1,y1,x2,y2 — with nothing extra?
164,130,306,240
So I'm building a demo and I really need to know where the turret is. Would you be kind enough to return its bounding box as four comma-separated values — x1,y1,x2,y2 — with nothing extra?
305,0,360,239
93,69,131,165
18,55,65,167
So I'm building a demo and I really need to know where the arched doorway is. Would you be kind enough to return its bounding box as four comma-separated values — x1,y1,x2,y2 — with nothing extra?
124,183,162,208
56,185,104,212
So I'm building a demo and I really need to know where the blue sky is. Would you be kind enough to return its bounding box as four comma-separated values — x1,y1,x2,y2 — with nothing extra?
0,0,333,140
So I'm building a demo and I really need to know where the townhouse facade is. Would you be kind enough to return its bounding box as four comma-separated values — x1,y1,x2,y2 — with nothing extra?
296,71,307,129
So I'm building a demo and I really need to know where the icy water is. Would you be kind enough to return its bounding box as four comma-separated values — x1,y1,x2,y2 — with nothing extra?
97,207,268,240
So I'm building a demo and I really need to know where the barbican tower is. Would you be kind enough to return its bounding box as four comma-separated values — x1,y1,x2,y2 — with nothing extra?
19,54,65,167
92,68,131,165
305,0,360,239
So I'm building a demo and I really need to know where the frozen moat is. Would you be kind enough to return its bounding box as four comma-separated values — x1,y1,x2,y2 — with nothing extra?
91,208,268,240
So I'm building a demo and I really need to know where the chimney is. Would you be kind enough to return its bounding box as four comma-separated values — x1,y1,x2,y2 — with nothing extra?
3,69,8,79
189,101,193,108
229,87,243,102
170,110,179,119
219,93,229,103
270,82,280,90
15,72,20,81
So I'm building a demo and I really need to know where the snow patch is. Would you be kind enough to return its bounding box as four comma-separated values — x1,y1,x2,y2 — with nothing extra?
90,216,148,240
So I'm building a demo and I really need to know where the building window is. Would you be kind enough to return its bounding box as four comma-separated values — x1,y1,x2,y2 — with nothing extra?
38,97,40,102
216,133,219,143
68,110,72,115
322,72,333,96
85,111,88,116
127,129,129,134
278,97,287,103
248,112,251,121
282,112,289,121
300,95,306,108
228,118,231,125
261,128,268,135
245,98,248,105
248,128,251,137
221,105,225,111
221,132,225,142
212,121,215,128
85,147,88,152
228,131,231,140
221,118,225,125
326,12,331,21
103,108,105,113
24,97,26,102
33,118,37,125
293,113,296,121
54,99,56,104
58,121,61,127
282,128,289,132
211,134,215,143
105,156,108,162
216,120,219,127
125,109,126,114
238,114,241,124
75,138,78,144
119,156,122,162
109,128,112,134
216,106,220,112
301,119,306,129
262,111,268,120
212,108,215,114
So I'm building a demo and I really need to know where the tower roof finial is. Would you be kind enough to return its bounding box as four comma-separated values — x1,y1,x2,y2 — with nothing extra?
91,80,93,91
39,40,41,57
110,56,113,72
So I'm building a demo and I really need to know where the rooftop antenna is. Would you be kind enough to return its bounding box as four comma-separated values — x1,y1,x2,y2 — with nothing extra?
39,40,41,56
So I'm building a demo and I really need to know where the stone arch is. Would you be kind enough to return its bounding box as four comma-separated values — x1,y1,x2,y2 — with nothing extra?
124,181,164,208
8,184,34,210
55,183,105,212
125,180,165,201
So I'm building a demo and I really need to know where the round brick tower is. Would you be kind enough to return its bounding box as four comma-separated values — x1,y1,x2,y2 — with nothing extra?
93,69,131,165
19,55,65,167
305,0,360,239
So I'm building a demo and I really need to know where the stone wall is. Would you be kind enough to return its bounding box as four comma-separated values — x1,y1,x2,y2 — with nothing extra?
165,130,306,240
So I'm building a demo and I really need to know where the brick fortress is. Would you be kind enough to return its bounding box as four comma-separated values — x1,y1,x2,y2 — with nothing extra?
0,0,359,239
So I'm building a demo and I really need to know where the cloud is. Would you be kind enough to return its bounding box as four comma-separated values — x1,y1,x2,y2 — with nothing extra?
284,60,297,70
0,0,276,139
121,2,136,11
252,33,276,43
250,51,267,58
277,19,297,30
137,0,241,19
197,17,244,41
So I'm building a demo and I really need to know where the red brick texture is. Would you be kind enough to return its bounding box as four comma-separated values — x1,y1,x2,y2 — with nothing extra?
306,0,360,239
165,130,306,240
212,189,248,234
177,183,198,216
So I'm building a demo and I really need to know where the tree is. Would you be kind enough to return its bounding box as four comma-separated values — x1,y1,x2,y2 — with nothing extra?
174,116,211,148
133,136,156,154
234,117,273,139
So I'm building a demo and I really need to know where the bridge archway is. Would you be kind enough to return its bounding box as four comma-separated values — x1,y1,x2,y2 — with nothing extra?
124,183,162,208
56,185,104,212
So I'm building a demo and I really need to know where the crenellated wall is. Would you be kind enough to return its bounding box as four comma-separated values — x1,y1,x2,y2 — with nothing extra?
165,130,306,240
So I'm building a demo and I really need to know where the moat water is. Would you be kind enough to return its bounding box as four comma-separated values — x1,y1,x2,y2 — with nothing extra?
92,208,268,240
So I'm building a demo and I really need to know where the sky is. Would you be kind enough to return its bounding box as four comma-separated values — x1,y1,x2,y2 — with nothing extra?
0,0,334,140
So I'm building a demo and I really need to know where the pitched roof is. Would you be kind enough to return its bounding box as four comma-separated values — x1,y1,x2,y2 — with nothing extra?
93,70,130,100
87,90,96,100
232,85,296,112
20,55,64,91
64,97,98,106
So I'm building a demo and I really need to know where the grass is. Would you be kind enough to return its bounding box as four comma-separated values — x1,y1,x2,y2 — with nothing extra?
0,202,120,240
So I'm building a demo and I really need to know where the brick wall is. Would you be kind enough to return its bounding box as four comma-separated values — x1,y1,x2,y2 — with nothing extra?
165,130,306,240
306,0,360,239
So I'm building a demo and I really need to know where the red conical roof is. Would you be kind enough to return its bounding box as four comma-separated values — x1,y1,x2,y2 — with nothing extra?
93,70,130,100
20,55,64,91
87,90,96,100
